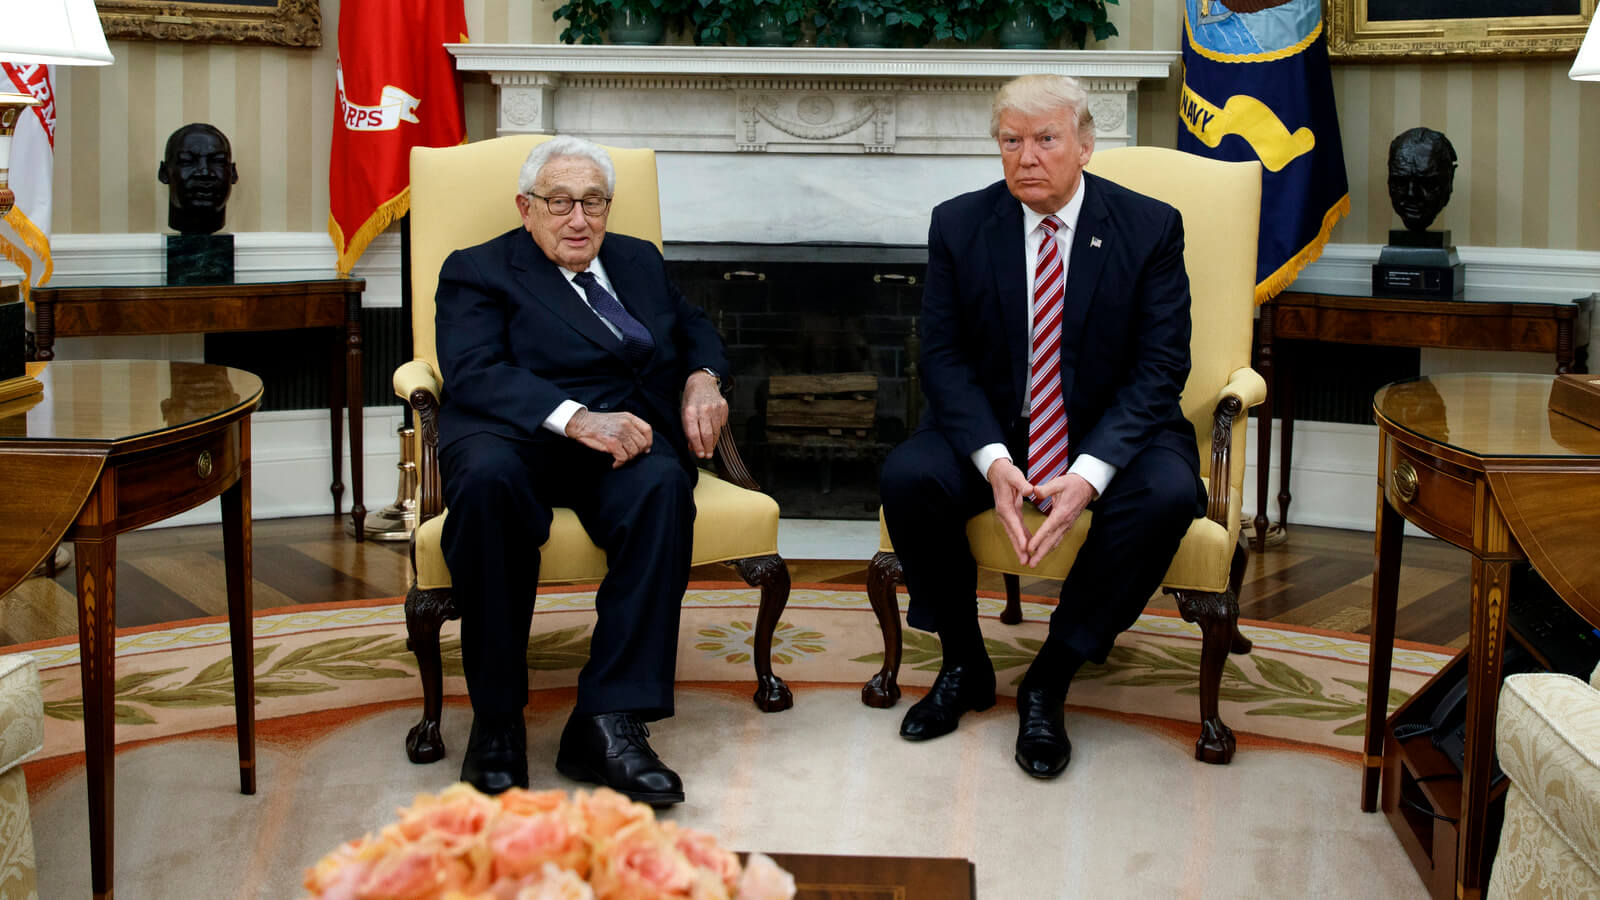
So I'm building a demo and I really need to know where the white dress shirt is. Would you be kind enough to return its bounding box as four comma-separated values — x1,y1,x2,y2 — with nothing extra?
541,257,623,435
969,179,1117,499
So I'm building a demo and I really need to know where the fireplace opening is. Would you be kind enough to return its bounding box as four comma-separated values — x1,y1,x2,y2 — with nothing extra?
668,245,927,520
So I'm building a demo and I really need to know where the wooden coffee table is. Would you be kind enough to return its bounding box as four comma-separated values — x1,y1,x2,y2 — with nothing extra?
762,853,975,899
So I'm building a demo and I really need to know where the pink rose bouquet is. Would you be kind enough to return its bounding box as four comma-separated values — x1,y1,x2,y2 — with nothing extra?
302,785,796,900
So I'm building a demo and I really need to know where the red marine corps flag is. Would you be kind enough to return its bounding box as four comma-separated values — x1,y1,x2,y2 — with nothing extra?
329,0,468,275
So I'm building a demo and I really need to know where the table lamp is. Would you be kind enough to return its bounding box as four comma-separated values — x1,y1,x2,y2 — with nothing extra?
0,0,113,405
1571,11,1600,81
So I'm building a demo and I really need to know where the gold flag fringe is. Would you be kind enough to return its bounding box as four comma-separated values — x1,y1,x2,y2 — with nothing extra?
330,186,410,277
1254,193,1350,306
0,206,54,302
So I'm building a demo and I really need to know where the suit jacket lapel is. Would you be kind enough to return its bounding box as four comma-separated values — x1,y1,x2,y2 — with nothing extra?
983,193,1030,414
1057,173,1110,402
510,231,626,361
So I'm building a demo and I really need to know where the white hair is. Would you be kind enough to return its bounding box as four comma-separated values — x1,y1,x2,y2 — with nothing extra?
517,135,616,195
990,74,1095,141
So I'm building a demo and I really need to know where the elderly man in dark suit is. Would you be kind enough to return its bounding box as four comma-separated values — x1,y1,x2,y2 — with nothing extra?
434,135,730,805
880,74,1206,778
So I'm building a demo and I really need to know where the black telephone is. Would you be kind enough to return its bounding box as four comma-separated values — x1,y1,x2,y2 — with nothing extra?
1417,644,1537,772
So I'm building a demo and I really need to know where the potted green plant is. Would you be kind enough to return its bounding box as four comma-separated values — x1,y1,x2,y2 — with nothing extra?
691,0,810,46
554,0,690,45
988,0,1118,49
815,0,930,48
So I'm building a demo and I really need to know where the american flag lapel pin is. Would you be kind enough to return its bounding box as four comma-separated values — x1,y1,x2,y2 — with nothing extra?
1090,236,1102,248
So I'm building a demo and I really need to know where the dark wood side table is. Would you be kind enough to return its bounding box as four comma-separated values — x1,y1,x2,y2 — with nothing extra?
762,852,975,899
1254,290,1593,549
28,273,370,538
0,360,263,900
1363,373,1600,900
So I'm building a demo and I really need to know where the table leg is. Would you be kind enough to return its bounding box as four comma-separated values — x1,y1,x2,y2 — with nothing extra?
221,419,257,795
31,299,55,362
345,290,366,540
1277,346,1295,534
1456,556,1512,900
74,533,116,900
329,329,346,518
1253,303,1274,552
1363,490,1403,812
1556,318,1574,375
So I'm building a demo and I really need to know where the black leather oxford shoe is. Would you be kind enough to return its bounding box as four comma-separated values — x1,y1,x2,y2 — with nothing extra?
460,711,529,795
555,711,685,806
1014,686,1071,778
899,662,997,741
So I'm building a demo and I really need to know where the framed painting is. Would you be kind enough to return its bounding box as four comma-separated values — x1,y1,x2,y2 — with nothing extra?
96,0,322,48
1325,0,1596,60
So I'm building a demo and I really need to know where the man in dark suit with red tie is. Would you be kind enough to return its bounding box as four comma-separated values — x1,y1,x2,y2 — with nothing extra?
434,135,730,804
880,74,1206,778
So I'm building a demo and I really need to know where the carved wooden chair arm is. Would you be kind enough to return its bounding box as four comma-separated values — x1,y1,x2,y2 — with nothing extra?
393,359,446,523
1204,366,1267,527
712,428,762,491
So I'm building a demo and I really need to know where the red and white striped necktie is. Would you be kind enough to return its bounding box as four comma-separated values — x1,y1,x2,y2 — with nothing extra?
1027,215,1069,512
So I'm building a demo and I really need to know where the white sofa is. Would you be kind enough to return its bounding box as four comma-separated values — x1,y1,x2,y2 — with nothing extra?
1488,661,1600,899
0,653,42,900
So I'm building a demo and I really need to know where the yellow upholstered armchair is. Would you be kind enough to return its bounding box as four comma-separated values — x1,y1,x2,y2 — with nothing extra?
867,147,1267,764
396,135,793,766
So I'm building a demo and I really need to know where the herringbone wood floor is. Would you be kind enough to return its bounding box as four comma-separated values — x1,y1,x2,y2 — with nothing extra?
0,515,1472,650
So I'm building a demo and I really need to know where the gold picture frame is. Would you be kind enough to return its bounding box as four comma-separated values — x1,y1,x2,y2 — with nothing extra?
1326,0,1596,60
96,0,323,48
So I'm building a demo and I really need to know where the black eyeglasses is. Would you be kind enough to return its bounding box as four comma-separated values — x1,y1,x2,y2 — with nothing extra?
524,192,612,217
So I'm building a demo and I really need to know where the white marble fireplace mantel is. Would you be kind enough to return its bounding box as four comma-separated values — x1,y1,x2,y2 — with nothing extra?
448,44,1179,246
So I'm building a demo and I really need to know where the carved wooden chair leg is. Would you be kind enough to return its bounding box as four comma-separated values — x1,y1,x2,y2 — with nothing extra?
863,551,904,708
1172,586,1239,765
1000,573,1023,624
404,585,455,764
732,554,794,712
1227,540,1253,654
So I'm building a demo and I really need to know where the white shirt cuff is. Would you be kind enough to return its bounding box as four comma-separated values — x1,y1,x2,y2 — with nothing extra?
543,399,586,436
1068,454,1116,499
971,443,1011,480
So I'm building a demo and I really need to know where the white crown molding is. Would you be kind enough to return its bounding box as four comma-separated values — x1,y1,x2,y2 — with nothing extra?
447,44,1180,81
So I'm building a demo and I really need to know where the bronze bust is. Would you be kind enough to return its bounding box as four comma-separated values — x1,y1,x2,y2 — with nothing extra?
1387,127,1456,233
158,123,238,235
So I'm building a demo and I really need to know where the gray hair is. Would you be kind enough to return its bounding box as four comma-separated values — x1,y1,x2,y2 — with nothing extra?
517,135,616,195
990,74,1095,142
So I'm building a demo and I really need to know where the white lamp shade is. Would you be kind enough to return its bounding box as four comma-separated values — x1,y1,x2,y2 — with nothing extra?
0,0,114,67
1574,13,1600,81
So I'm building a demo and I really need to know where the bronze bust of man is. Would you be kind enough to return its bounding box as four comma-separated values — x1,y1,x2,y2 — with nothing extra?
158,123,238,235
1387,127,1456,232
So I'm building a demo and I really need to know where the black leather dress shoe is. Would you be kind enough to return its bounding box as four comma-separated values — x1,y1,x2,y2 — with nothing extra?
555,711,685,807
1014,686,1071,778
899,662,997,741
460,712,529,795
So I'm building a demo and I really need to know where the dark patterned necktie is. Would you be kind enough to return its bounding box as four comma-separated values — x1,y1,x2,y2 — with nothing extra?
1028,215,1069,512
571,270,654,368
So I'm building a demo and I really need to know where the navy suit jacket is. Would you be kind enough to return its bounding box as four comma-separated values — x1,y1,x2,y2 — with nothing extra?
434,227,729,475
919,172,1200,482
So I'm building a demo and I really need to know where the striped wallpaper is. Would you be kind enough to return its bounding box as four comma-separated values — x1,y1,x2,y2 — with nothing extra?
51,0,1597,252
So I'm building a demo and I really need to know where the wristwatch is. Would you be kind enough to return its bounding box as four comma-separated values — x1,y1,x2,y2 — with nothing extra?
699,367,728,393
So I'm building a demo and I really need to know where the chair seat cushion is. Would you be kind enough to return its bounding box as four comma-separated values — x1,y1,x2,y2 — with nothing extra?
413,471,780,590
1493,672,1600,883
876,477,1235,594
0,653,43,776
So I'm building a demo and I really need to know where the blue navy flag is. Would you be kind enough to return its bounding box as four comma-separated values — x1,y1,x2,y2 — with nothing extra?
1179,0,1349,304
